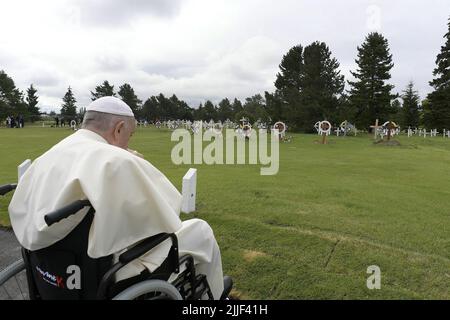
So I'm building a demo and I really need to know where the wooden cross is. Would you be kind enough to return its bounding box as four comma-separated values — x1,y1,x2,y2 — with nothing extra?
370,119,380,140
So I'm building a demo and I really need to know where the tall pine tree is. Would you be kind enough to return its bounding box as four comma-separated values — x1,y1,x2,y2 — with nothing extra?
401,81,421,128
274,43,344,131
231,98,243,120
118,83,142,116
90,80,116,101
301,41,345,126
217,98,233,121
26,84,40,122
274,45,304,129
348,32,397,129
203,100,217,121
426,18,450,129
60,86,77,120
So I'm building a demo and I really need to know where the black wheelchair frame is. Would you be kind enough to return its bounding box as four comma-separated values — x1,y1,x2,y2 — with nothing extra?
0,183,217,300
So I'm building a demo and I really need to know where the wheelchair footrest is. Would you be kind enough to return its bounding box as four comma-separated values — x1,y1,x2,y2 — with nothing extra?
172,270,213,300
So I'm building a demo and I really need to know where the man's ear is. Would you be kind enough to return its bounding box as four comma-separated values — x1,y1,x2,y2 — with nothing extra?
114,120,125,136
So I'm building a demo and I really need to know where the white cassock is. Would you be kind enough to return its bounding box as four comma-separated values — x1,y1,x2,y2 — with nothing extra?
8,129,224,299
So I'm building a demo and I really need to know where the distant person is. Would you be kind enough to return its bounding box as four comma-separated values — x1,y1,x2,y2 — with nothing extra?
55,117,59,127
10,116,16,128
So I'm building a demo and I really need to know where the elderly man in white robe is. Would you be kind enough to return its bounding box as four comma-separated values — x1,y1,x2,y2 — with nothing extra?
8,96,230,300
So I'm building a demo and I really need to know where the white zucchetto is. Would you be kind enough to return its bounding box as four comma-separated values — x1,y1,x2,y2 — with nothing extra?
86,96,134,117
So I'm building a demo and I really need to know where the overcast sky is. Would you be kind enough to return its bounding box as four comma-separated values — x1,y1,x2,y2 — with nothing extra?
0,0,449,113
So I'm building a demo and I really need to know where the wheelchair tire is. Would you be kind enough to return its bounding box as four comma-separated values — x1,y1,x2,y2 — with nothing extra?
0,259,25,286
112,279,183,300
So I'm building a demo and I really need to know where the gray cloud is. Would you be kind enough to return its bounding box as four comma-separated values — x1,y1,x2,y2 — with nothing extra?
72,0,182,27
95,54,128,72
29,73,61,88
1,0,449,112
140,62,204,79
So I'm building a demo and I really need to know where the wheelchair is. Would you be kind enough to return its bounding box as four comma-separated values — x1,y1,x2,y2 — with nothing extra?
0,183,232,300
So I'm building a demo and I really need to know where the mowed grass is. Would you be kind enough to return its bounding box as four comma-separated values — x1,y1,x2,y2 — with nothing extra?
1,126,450,299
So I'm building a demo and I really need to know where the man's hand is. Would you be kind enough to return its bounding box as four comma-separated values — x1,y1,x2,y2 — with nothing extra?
127,148,144,159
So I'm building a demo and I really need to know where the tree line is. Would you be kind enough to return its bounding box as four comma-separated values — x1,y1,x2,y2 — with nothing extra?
1,17,450,131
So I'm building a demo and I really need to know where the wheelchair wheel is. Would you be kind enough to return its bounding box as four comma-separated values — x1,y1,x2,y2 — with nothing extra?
112,279,182,300
0,259,28,300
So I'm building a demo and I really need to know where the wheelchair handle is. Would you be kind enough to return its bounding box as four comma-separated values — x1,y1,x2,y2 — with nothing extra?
44,199,91,226
0,183,17,196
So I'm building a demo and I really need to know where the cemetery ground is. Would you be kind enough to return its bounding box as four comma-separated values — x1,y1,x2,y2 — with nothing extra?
1,126,450,299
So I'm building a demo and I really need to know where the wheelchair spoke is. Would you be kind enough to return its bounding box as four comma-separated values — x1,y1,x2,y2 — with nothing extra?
1,285,13,300
0,273,27,300
13,275,25,300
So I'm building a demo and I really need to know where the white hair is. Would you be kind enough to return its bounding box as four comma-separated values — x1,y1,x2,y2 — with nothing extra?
81,110,135,132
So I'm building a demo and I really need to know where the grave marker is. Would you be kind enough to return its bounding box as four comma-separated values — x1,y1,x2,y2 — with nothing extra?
18,159,32,183
319,121,331,144
370,119,380,140
181,168,197,214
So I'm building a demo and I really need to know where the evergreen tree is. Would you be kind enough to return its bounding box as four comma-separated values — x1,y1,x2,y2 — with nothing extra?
426,18,450,129
274,45,304,129
348,32,397,129
421,99,432,128
217,98,233,121
401,81,421,128
169,94,183,119
142,96,161,121
26,84,40,122
243,94,269,123
0,70,26,119
177,99,194,121
301,41,345,126
390,99,403,127
90,80,116,101
193,103,206,120
118,83,142,116
264,91,282,123
231,98,243,121
203,100,217,121
60,86,77,120
273,42,344,131
275,45,304,92
157,93,172,120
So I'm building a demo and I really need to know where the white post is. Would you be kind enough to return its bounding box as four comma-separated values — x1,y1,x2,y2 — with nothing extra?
181,168,197,214
18,159,32,183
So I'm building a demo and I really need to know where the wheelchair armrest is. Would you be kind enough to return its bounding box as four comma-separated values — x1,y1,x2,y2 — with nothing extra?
44,199,91,226
0,183,17,196
119,233,177,264
97,233,179,299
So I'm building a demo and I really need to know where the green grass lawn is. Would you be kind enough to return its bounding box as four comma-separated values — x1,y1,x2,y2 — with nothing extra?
1,126,450,299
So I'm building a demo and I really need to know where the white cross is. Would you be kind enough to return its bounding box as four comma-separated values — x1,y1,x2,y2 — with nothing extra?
370,119,380,139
